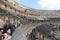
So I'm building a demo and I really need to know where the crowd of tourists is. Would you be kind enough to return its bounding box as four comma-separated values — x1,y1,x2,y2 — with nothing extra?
0,20,21,40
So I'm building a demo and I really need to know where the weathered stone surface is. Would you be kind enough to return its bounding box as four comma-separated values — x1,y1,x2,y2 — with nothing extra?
11,27,27,40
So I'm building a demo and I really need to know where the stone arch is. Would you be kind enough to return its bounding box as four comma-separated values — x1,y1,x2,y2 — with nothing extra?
11,23,38,40
11,24,58,40
27,24,58,40
26,24,50,40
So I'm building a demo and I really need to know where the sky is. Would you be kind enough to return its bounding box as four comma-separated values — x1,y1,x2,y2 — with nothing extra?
15,0,60,10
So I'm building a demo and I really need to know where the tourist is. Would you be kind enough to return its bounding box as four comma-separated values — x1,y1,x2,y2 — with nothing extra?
3,20,15,35
0,29,3,36
0,29,4,40
3,29,11,40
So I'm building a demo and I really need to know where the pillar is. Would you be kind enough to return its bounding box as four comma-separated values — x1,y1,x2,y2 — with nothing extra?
5,16,8,20
39,32,44,40
11,17,14,24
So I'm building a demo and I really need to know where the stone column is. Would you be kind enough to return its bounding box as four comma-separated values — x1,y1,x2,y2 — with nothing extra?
39,32,44,40
5,16,8,20
37,32,40,40
11,17,14,24
39,32,42,40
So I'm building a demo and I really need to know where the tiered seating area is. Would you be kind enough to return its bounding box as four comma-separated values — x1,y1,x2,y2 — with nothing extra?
0,0,60,40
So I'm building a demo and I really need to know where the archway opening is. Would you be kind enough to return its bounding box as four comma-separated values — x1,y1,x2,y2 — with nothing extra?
27,24,58,40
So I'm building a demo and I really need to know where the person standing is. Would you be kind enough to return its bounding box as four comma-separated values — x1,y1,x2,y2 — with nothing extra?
3,20,15,35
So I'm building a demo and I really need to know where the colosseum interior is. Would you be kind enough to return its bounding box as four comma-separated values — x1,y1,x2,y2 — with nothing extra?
0,0,60,40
